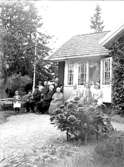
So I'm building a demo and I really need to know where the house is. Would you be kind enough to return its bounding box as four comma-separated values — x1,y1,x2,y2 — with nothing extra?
48,25,124,103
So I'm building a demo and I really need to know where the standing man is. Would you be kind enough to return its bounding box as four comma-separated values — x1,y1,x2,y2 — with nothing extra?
53,77,63,92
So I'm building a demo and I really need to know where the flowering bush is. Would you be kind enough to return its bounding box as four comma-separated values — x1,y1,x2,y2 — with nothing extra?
50,101,114,143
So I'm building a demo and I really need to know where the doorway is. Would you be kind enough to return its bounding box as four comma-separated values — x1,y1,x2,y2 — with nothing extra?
89,61,100,84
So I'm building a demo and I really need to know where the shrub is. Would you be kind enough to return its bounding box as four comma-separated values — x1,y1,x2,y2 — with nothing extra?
5,74,32,97
50,101,114,143
111,41,124,115
95,131,124,167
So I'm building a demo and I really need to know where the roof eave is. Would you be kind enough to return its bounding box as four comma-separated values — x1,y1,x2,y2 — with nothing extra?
99,24,124,48
49,51,110,61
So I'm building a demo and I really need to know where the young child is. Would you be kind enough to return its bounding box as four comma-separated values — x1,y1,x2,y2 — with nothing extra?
13,90,21,113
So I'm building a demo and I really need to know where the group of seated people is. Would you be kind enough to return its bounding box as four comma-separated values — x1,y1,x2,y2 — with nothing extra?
67,82,103,106
13,78,64,114
13,79,103,114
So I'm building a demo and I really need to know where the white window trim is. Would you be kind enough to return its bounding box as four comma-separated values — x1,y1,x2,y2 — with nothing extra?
65,61,90,86
67,62,74,86
102,57,112,85
78,62,87,85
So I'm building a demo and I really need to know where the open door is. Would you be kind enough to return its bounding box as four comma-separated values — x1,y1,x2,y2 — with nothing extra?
100,57,112,103
89,61,100,83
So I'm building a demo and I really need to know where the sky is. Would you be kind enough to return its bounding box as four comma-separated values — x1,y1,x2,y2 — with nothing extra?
34,1,124,52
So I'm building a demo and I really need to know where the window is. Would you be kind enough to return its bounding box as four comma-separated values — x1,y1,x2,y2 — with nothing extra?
103,58,111,85
68,63,74,85
78,63,86,85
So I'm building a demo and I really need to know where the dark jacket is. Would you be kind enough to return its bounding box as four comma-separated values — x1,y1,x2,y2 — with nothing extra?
32,89,41,102
44,90,54,103
42,85,49,96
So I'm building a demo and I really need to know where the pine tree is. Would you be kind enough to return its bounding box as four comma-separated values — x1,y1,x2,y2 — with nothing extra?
90,5,104,33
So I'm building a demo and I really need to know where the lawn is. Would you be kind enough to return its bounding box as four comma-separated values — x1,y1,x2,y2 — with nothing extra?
0,110,17,124
0,109,124,167
0,111,104,167
111,114,124,124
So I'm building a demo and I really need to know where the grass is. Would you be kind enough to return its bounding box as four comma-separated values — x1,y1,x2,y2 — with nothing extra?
54,141,124,167
0,109,123,167
0,110,17,124
111,114,124,124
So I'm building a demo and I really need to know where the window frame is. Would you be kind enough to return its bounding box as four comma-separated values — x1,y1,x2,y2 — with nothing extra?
78,63,87,85
67,63,74,85
102,58,111,85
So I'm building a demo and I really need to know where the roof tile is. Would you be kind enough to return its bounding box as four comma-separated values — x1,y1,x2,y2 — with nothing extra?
49,31,110,61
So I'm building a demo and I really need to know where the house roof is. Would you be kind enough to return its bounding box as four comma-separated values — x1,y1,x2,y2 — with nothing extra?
99,24,124,48
48,31,110,61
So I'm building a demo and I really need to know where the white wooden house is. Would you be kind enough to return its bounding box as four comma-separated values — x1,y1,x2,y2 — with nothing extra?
48,25,124,103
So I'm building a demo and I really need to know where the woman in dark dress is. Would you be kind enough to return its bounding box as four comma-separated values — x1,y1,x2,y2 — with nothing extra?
23,91,32,112
42,81,49,96
29,88,41,113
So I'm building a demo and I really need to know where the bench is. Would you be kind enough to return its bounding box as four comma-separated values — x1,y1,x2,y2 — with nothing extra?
0,98,25,111
0,98,14,111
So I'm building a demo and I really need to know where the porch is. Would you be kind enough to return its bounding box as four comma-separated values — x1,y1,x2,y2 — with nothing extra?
63,57,112,103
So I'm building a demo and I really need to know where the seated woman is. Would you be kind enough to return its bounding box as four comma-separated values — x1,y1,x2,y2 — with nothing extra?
79,83,91,105
49,87,64,114
93,82,103,106
23,91,33,112
67,85,80,103
90,82,95,98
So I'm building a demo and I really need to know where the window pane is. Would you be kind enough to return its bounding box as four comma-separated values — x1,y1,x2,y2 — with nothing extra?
105,59,110,71
105,72,110,84
103,58,110,85
68,63,74,85
78,63,86,85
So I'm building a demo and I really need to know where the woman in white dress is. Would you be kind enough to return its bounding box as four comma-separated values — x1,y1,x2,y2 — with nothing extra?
79,83,91,105
93,83,103,106
67,85,80,103
13,91,21,113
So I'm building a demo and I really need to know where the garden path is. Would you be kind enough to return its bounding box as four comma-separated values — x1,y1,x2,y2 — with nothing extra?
0,113,65,166
0,112,124,166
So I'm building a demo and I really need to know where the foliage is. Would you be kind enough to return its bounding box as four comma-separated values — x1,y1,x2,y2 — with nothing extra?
111,40,124,114
95,131,124,167
1,141,79,167
90,5,104,33
57,152,97,167
36,60,58,84
0,1,53,83
5,73,32,97
50,101,113,142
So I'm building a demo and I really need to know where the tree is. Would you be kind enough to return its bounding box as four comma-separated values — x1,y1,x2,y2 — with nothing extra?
0,1,53,86
90,5,104,33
